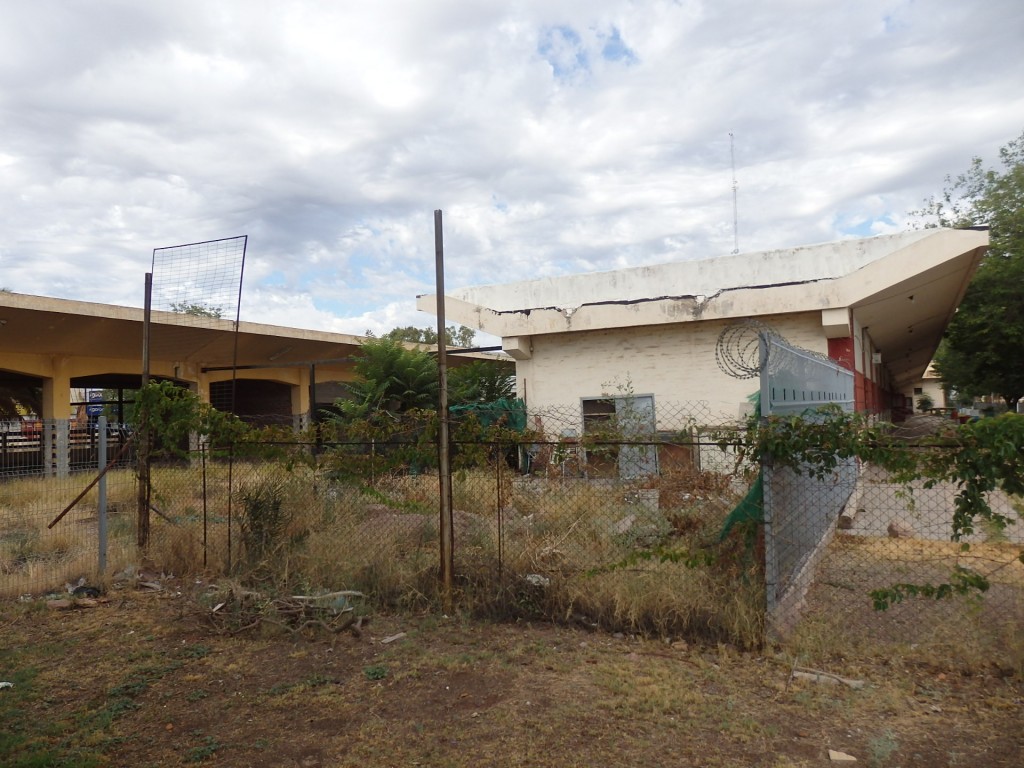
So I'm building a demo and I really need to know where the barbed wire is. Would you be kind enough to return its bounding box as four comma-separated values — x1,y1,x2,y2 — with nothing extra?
716,319,780,379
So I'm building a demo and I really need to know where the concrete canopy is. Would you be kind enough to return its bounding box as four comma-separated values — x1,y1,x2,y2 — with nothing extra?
0,292,367,371
0,292,367,422
1,291,497,421
418,228,987,391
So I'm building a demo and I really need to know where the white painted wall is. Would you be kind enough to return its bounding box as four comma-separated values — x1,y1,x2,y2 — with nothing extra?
516,312,828,428
901,378,947,410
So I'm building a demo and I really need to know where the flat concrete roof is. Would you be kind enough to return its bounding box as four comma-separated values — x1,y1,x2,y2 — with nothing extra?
0,291,369,372
418,228,988,389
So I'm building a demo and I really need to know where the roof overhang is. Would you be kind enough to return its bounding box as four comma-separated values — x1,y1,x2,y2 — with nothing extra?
0,292,370,371
418,228,988,388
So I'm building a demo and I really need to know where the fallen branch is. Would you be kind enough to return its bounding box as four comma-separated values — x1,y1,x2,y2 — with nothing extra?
791,667,865,690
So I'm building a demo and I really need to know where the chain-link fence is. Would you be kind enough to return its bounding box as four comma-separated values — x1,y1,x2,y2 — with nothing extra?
3,400,1022,655
799,435,1024,658
1,418,136,597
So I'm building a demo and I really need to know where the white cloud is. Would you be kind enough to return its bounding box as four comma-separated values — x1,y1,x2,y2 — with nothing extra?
1,0,1022,335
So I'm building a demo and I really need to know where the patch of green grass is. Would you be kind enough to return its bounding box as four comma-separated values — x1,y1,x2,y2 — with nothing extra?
177,644,212,659
363,664,388,681
867,730,899,767
86,697,142,730
185,735,227,763
0,665,105,768
0,647,192,765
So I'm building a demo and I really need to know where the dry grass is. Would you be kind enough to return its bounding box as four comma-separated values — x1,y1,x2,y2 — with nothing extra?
2,592,1021,767
7,462,1020,668
0,469,138,594
2,462,763,646
787,532,1024,677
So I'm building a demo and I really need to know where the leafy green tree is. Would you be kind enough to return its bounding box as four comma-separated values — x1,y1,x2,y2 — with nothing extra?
337,338,439,418
131,380,248,456
373,325,477,347
448,360,515,404
0,385,41,420
170,301,223,318
917,130,1024,410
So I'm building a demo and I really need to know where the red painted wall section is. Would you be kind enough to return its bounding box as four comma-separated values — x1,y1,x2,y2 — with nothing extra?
827,337,855,371
855,372,867,412
828,336,865,410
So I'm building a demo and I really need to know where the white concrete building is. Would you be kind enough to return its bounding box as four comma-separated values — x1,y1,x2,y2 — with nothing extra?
419,228,987,426
902,363,948,414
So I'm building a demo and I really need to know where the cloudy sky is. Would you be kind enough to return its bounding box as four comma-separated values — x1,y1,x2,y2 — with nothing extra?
2,0,1022,339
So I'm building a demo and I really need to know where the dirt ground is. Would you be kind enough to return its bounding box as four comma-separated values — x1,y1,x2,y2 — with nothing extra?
2,579,1023,768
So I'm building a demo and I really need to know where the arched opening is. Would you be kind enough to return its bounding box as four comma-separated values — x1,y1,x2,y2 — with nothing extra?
210,379,293,427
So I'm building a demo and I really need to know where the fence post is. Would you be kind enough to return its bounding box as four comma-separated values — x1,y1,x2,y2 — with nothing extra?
98,416,108,574
201,442,208,569
434,209,454,604
496,440,504,581
137,271,152,549
758,334,778,616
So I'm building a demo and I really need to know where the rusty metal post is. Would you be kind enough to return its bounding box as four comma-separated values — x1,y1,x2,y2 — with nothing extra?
434,210,454,603
137,272,152,549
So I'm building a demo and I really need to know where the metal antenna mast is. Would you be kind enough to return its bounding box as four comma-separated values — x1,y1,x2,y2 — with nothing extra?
730,132,739,254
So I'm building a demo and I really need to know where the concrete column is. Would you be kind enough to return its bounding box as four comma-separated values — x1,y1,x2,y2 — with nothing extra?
40,357,72,476
291,368,310,431
194,372,211,404
40,356,71,421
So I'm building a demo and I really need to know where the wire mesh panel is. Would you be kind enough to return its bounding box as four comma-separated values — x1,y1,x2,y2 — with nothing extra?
1,419,44,476
759,333,856,631
140,237,247,550
149,236,247,412
150,237,247,325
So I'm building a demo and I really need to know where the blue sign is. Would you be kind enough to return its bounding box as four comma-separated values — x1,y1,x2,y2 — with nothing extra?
86,390,104,416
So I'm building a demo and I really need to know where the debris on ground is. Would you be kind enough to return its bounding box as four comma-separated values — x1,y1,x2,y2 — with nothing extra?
47,597,103,610
791,668,865,690
828,748,858,762
199,582,368,640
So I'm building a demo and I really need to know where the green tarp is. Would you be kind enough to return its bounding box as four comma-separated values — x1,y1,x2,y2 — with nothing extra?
449,397,527,431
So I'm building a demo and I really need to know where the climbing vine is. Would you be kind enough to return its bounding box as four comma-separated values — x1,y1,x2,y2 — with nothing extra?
133,380,249,457
747,407,1024,608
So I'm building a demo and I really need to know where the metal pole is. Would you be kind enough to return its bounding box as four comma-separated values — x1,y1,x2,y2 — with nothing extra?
226,236,247,574
309,363,320,453
496,441,503,582
137,272,152,550
201,442,208,568
434,209,454,602
98,415,108,574
759,334,777,616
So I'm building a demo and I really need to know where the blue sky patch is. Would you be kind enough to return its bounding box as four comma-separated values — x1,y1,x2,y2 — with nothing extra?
601,27,637,64
538,25,589,78
263,270,288,287
835,214,896,237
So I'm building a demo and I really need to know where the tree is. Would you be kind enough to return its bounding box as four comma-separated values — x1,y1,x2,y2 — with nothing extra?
337,338,438,418
376,325,477,348
917,130,1024,411
0,384,41,420
170,301,223,319
448,360,515,404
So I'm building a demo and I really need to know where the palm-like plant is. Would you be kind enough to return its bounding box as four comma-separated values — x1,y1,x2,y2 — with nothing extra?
448,360,515,404
339,338,438,418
